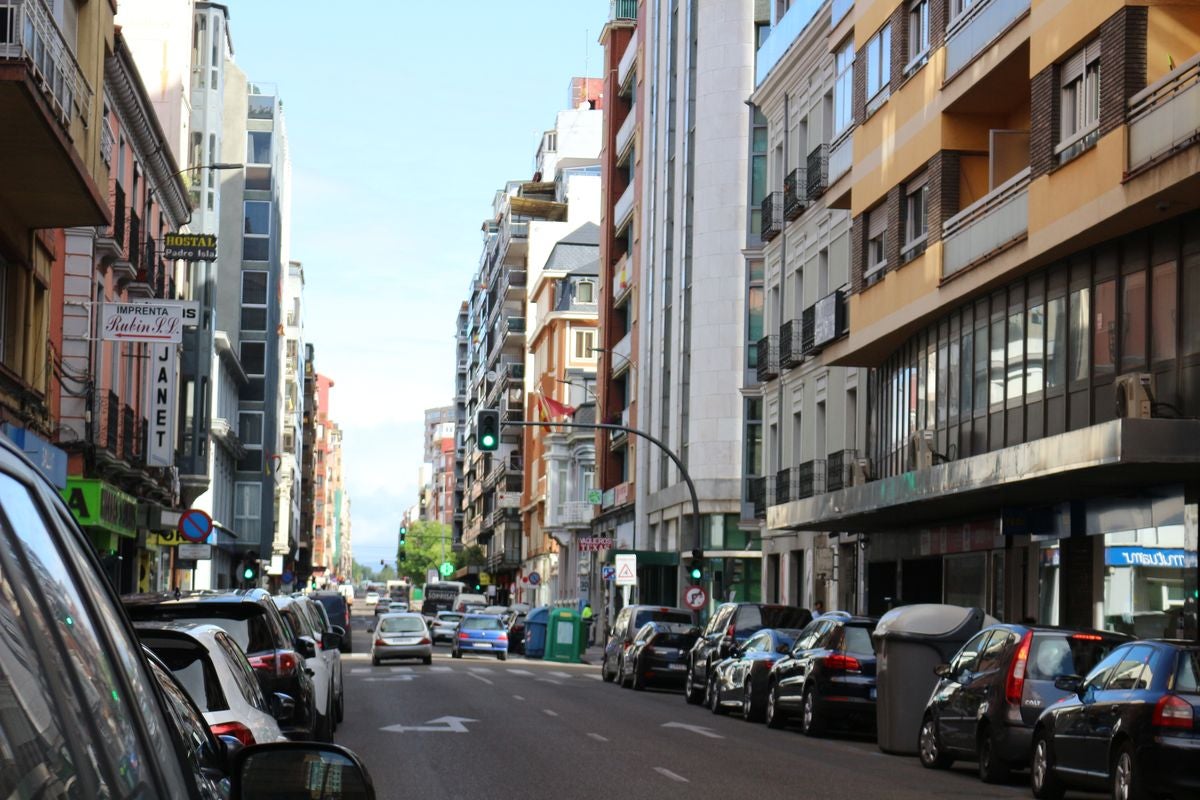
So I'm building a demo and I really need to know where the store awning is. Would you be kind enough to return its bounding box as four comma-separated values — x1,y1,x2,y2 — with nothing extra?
768,418,1200,533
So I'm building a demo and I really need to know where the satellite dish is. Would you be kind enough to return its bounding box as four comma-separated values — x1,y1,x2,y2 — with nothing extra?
485,370,497,382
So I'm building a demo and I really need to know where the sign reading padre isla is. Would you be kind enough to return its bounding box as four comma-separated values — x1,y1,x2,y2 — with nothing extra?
163,233,217,261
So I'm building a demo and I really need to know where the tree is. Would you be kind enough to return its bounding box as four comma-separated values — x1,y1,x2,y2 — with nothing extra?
395,520,453,583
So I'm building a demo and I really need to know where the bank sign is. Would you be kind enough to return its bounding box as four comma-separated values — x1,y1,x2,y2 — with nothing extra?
163,233,217,261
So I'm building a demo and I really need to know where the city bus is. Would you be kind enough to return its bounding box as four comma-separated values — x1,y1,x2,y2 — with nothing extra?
420,581,466,618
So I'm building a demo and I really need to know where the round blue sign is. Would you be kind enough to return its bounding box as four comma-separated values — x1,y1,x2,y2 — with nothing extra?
528,571,541,586
178,508,213,544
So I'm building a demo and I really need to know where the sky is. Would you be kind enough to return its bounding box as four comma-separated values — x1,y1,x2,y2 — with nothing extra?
226,0,608,569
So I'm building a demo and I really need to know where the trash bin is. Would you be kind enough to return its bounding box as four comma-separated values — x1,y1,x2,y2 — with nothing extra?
524,606,549,659
544,608,582,663
872,604,996,756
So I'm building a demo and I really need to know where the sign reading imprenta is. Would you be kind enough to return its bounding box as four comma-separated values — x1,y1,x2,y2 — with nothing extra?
163,233,217,261
101,301,199,344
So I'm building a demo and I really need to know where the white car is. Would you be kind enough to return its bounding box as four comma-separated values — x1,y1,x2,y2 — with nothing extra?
372,613,433,665
274,595,344,742
388,601,409,613
134,621,287,745
365,591,380,606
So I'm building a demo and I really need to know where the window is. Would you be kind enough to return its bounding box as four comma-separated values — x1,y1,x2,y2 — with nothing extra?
234,482,261,530
1151,261,1177,362
238,412,263,447
575,280,595,303
747,284,764,368
1094,279,1116,375
573,329,595,359
906,0,929,70
833,39,854,136
865,25,891,107
240,341,265,376
1046,296,1067,390
246,131,271,164
750,108,768,236
865,205,887,277
950,0,977,21
903,172,928,257
242,201,271,262
1058,39,1101,161
240,270,268,331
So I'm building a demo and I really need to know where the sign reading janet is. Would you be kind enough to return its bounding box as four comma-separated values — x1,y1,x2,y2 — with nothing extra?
146,343,178,466
163,233,217,261
101,301,199,344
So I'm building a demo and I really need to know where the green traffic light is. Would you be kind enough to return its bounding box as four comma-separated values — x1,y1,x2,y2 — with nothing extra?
689,567,702,580
481,433,495,448
243,567,254,580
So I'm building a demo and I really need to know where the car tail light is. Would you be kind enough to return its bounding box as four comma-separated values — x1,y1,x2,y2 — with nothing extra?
248,650,298,677
1071,633,1104,641
1006,631,1034,707
375,638,387,647
458,631,469,640
497,632,507,640
1153,694,1194,729
419,637,431,645
725,624,736,639
824,653,861,672
210,721,255,746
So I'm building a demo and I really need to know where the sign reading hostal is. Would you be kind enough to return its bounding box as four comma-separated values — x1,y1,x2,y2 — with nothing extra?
61,478,137,538
163,233,217,261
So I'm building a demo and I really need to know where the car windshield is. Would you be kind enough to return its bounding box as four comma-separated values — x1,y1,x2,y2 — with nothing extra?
127,607,274,654
147,644,228,713
633,609,692,628
461,617,503,631
739,605,810,634
1027,634,1122,681
653,633,695,649
842,625,876,656
380,617,425,634
1177,650,1199,693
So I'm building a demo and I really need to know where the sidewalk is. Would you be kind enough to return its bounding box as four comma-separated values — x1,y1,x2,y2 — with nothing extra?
579,642,605,665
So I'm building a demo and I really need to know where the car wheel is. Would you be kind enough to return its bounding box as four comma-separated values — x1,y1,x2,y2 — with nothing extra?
684,662,703,705
371,654,380,667
422,655,433,666
631,660,645,691
619,656,632,688
742,679,764,722
801,686,824,737
314,706,333,743
1112,740,1144,800
977,725,1010,784
1031,731,1065,800
708,675,724,715
918,715,953,770
335,689,344,724
601,653,615,683
765,683,787,729
497,652,507,661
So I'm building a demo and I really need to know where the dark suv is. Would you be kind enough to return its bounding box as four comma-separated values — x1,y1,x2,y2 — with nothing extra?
308,590,353,652
0,430,374,798
602,604,695,683
918,623,1130,783
685,602,812,705
124,588,318,741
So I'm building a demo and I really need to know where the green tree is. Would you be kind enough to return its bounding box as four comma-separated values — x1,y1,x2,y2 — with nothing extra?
396,520,453,583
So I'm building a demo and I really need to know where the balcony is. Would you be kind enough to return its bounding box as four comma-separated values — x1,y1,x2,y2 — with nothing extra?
615,108,636,162
794,459,825,499
760,192,783,242
613,181,635,233
806,145,829,199
92,390,120,457
0,0,104,229
779,319,803,368
828,133,852,186
755,0,822,87
1127,54,1200,176
783,168,806,220
749,476,773,519
801,305,816,355
825,449,858,493
501,268,527,300
755,335,778,383
97,183,126,262
610,0,637,22
611,253,632,306
945,0,1030,80
610,407,631,446
611,330,632,376
775,467,793,505
618,29,638,91
809,288,848,351
942,167,1030,278
557,501,594,528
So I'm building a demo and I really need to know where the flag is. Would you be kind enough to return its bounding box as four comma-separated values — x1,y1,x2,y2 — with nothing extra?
542,394,576,418
535,392,553,432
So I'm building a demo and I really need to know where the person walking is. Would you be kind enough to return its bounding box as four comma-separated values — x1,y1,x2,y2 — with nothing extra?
581,602,594,646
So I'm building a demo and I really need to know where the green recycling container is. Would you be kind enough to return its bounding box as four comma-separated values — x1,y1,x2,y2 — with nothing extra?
543,608,582,663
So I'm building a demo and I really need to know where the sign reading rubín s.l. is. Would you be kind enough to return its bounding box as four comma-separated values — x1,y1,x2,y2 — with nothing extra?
99,301,198,467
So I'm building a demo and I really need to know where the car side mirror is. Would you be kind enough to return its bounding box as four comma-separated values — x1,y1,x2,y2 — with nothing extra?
933,663,955,680
270,692,296,722
232,742,374,799
295,637,317,659
1054,674,1084,695
323,630,344,651
331,624,347,637
777,644,790,655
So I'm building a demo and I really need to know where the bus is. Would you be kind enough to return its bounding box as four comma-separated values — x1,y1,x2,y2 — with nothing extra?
420,581,466,618
385,579,410,603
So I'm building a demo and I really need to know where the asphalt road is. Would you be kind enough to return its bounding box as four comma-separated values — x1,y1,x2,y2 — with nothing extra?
335,605,1109,799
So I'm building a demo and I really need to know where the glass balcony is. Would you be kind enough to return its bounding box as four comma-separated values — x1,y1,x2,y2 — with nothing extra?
942,167,1030,278
1127,54,1200,175
755,0,823,87
945,0,1030,80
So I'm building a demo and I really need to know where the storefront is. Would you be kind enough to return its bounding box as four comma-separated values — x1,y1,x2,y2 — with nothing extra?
61,477,139,592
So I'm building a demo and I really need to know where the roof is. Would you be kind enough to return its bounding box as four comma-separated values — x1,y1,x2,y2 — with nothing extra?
544,222,600,275
572,402,596,425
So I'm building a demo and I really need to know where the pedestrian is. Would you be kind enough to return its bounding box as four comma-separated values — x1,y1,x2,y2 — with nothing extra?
581,602,594,646
813,599,825,617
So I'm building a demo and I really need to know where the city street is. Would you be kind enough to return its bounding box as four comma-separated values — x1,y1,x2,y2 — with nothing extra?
340,614,1038,799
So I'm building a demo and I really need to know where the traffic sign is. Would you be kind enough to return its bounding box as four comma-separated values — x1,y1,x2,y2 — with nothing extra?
601,565,616,582
683,585,708,610
479,572,491,586
178,508,213,544
528,571,541,586
438,561,454,577
281,570,295,585
615,554,637,586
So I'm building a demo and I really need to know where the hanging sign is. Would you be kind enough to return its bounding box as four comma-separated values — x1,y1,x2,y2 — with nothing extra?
146,343,178,466
163,233,218,261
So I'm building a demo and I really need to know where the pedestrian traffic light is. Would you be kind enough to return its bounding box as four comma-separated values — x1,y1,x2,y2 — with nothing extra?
477,409,500,451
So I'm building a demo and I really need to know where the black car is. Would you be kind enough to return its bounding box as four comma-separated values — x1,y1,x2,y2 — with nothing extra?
0,430,374,798
684,602,812,705
765,613,878,735
1031,640,1200,800
508,610,528,654
618,621,700,690
308,590,353,653
708,627,803,721
918,623,1129,783
124,588,319,741
602,604,695,682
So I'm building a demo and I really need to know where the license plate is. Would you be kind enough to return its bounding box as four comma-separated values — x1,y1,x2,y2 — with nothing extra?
399,638,420,646
870,687,877,701
473,642,491,648
668,664,686,671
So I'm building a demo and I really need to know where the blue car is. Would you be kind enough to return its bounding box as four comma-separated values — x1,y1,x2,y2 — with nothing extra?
452,613,510,660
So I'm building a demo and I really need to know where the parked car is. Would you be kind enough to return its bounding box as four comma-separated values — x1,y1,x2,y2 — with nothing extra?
372,612,433,664
918,623,1129,783
453,613,510,660
1030,640,1200,800
272,595,342,742
685,602,813,705
455,593,489,612
124,588,319,741
618,621,701,690
0,429,374,798
365,591,380,606
308,590,354,653
292,595,345,727
708,627,803,721
431,611,464,645
602,604,695,682
507,609,528,654
765,613,877,735
134,621,288,745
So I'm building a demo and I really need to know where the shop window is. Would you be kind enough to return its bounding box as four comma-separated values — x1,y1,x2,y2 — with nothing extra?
944,552,987,609
1069,287,1090,382
1121,270,1147,371
1093,279,1116,375
1151,261,1177,362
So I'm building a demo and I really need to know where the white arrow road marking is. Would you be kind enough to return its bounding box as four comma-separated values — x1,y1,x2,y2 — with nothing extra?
467,673,494,686
654,768,688,783
362,675,416,683
506,669,534,676
380,716,478,734
587,733,609,742
661,722,724,739
512,695,525,701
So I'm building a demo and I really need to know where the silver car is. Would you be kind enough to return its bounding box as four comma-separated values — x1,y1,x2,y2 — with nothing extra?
372,613,433,665
431,611,464,645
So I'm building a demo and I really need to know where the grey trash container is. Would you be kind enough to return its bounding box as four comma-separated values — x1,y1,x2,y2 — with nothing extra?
872,604,996,755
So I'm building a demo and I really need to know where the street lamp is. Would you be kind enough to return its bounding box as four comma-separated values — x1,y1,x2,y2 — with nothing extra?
556,377,598,404
591,346,634,374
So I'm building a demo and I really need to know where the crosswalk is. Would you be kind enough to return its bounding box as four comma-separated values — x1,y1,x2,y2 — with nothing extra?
347,664,604,682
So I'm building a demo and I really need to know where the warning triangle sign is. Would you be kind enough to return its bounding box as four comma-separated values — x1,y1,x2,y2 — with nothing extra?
616,563,635,579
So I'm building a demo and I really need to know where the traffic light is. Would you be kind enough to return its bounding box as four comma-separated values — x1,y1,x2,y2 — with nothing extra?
687,549,703,583
474,582,482,592
398,552,407,562
241,558,259,583
399,525,407,547
477,409,500,451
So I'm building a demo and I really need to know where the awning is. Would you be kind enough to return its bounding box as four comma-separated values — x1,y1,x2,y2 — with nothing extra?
509,196,567,220
609,550,679,567
768,418,1200,533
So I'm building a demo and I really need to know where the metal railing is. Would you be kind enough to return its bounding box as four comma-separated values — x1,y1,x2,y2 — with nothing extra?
100,120,115,167
807,144,829,199
761,192,783,242
749,476,773,519
784,167,807,219
127,212,141,267
825,449,857,493
0,0,93,128
558,501,594,526
92,390,120,453
610,0,637,20
795,459,826,499
801,304,816,354
779,319,803,368
775,467,793,505
106,183,126,245
755,335,778,383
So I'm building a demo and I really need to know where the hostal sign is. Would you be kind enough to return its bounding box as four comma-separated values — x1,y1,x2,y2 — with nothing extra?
163,233,217,261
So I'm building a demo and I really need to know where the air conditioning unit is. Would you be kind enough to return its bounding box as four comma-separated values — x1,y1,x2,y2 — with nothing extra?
909,429,935,471
851,458,872,486
1115,372,1154,419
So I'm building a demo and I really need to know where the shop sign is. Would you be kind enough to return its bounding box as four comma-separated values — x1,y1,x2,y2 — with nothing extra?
2,424,67,488
101,301,198,344
146,343,178,467
61,478,137,537
497,491,520,509
1106,547,1197,569
178,544,211,560
614,483,630,506
578,537,614,552
586,489,603,505
601,488,615,509
163,233,218,261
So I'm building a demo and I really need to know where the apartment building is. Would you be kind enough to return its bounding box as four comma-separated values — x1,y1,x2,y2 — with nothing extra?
300,342,317,586
453,302,469,547
420,405,454,523
767,0,1200,639
278,259,306,587
748,0,871,614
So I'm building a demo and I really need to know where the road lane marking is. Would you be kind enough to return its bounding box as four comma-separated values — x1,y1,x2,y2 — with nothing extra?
380,716,477,733
468,667,494,674
390,667,413,673
351,668,371,675
430,666,452,672
542,709,559,717
654,768,688,783
536,678,563,686
467,673,494,686
549,671,573,679
362,675,416,682
661,722,723,739
587,733,609,742
512,695,525,701
583,674,603,680
507,669,534,676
